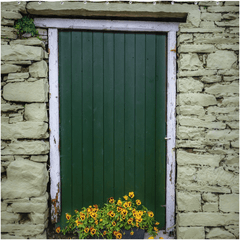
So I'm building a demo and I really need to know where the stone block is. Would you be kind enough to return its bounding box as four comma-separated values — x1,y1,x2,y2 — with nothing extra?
1,103,24,112
177,34,193,46
177,212,239,226
11,202,48,214
1,223,45,236
2,202,7,211
1,26,18,39
201,76,221,83
1,234,26,239
29,60,48,78
196,167,238,187
1,1,27,13
24,103,48,122
187,10,201,27
206,227,235,239
216,44,239,51
178,93,217,106
9,114,24,123
206,130,239,141
179,44,215,53
8,72,29,80
217,113,239,121
202,193,218,202
177,78,203,92
1,64,21,74
29,210,48,224
218,69,239,76
177,105,205,116
30,192,49,203
1,45,44,61
221,97,239,107
177,126,205,139
207,106,238,114
207,6,239,12
177,166,197,182
1,140,49,155
207,51,237,69
30,155,48,163
201,12,221,21
3,79,48,102
1,212,19,224
203,202,218,212
1,18,15,26
222,13,238,19
1,159,48,199
177,191,201,212
177,226,205,239
205,82,239,96
1,10,22,19
231,140,239,148
225,225,239,238
194,34,239,44
178,116,225,129
219,194,239,212
224,76,239,82
178,54,203,70
177,151,222,166
178,69,217,77
215,19,239,27
1,122,49,140
10,37,45,48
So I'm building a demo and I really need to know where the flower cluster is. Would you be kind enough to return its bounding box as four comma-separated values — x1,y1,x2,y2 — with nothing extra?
57,192,159,239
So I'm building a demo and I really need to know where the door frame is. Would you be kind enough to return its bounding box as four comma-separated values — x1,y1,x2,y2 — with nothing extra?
34,18,178,232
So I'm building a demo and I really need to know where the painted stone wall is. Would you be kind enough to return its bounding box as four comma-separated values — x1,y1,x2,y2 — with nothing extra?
1,1,239,239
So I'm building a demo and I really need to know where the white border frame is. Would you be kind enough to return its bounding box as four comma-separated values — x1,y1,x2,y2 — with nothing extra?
35,18,178,232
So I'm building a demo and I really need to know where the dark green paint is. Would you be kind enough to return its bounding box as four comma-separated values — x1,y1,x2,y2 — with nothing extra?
59,30,166,228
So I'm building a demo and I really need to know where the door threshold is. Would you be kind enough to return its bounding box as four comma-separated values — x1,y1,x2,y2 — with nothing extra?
144,230,175,239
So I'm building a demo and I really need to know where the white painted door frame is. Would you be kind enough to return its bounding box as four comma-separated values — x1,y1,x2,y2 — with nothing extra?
34,18,178,232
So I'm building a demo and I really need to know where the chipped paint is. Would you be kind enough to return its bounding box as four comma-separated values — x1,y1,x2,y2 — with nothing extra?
51,182,60,223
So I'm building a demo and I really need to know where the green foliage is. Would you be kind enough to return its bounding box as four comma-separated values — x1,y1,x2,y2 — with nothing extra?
57,192,159,239
14,16,39,38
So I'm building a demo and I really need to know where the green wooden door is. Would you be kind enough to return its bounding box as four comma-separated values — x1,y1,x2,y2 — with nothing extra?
59,30,166,228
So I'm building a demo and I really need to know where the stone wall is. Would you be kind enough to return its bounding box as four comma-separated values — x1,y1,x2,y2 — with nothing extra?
1,1,239,239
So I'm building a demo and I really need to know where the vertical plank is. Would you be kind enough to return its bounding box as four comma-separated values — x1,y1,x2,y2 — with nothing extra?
82,31,93,207
71,31,83,212
145,34,156,213
155,34,167,227
93,32,104,206
114,32,125,199
135,33,146,204
49,28,60,224
103,32,114,201
59,31,72,226
124,33,135,193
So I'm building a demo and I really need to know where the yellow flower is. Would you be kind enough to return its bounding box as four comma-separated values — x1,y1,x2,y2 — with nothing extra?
56,227,61,233
123,202,128,208
130,231,134,236
123,195,128,200
129,192,134,198
117,206,122,212
127,218,133,224
154,227,158,232
136,199,141,205
80,215,85,221
116,233,122,239
121,209,128,216
148,211,154,218
148,237,154,239
155,222,160,225
103,231,107,235
117,200,122,206
84,227,89,233
95,220,98,225
66,213,71,220
90,228,96,235
100,219,103,222
112,221,116,226
109,197,115,203
127,201,132,207
74,209,78,213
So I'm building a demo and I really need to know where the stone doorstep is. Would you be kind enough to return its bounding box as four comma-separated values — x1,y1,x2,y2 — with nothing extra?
144,230,175,239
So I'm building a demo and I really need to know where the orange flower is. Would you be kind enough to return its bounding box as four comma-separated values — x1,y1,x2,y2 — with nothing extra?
103,231,107,235
130,231,134,235
93,204,98,209
56,227,61,233
129,192,134,198
66,213,71,220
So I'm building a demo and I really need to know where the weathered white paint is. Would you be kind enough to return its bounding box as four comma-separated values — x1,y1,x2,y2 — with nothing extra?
35,18,179,32
166,30,177,232
48,28,61,223
37,18,178,231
